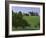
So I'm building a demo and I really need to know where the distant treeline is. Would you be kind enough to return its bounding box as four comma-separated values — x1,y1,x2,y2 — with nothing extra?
12,11,39,16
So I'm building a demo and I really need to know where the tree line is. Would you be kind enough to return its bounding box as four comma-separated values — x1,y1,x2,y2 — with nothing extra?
12,11,39,16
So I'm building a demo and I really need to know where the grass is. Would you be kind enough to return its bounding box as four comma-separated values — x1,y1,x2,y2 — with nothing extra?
23,16,40,29
12,16,40,31
23,16,40,25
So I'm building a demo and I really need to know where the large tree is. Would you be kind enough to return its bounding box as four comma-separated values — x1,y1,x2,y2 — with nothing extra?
12,11,30,30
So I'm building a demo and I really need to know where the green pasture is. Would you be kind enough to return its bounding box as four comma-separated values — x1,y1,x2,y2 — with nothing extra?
12,16,40,31
23,16,40,29
23,16,40,26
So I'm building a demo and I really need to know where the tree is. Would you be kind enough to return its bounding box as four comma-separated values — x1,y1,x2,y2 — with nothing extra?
29,12,35,16
29,12,32,15
35,13,39,16
29,11,39,16
18,11,23,19
12,11,31,30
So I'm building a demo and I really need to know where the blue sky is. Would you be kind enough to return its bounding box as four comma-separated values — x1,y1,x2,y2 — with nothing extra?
12,6,40,14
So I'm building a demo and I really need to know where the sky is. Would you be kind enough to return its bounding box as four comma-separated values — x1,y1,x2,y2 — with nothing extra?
12,6,40,14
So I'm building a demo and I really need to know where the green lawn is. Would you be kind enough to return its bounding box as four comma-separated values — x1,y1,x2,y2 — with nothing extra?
23,16,40,29
12,16,40,31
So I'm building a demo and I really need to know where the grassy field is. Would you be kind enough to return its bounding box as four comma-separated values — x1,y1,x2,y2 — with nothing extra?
12,16,40,31
23,16,40,30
